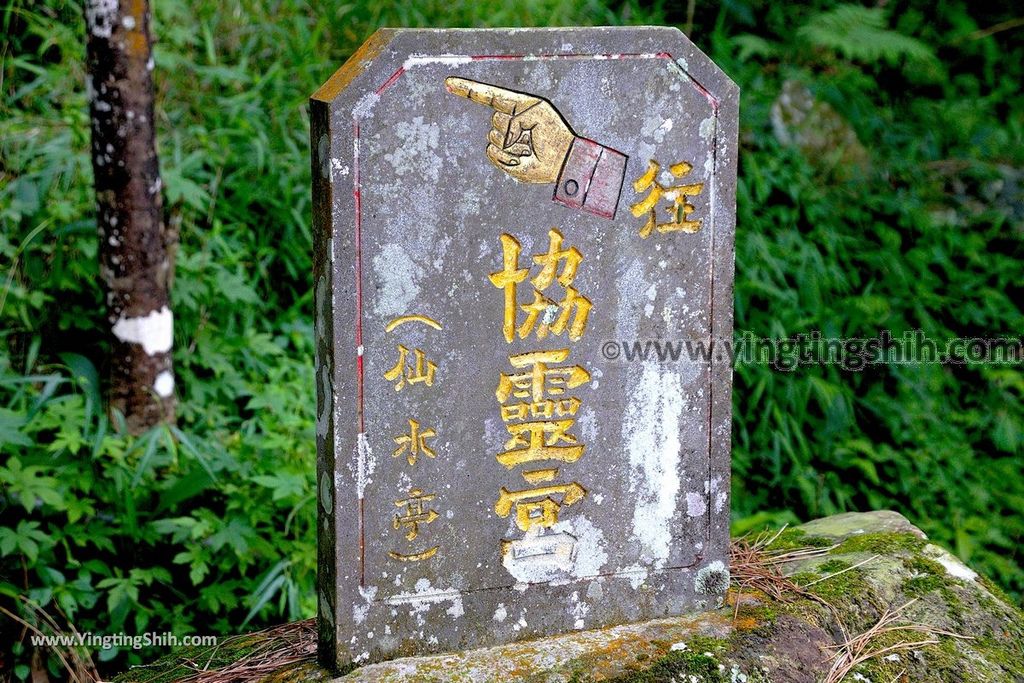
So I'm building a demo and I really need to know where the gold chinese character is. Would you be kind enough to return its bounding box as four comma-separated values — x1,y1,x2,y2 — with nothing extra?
489,234,530,343
392,418,437,466
495,482,587,532
496,349,590,405
388,487,440,562
388,546,439,562
517,287,591,341
489,229,592,342
384,344,437,391
385,314,442,332
500,397,581,422
530,228,582,290
497,419,583,468
392,488,439,541
630,160,704,238
500,529,577,563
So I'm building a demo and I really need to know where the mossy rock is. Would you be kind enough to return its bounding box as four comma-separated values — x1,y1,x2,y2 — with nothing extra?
113,511,1024,682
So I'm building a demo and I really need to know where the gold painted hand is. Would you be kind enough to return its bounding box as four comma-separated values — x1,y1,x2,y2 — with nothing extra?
445,77,575,184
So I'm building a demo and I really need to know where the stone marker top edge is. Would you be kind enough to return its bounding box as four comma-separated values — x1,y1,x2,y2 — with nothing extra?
310,25,738,107
311,28,398,103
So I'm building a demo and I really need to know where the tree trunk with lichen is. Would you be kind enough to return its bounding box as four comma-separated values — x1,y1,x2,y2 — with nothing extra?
85,0,175,433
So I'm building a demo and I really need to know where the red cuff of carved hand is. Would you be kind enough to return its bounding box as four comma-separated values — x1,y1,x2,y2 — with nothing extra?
552,137,627,219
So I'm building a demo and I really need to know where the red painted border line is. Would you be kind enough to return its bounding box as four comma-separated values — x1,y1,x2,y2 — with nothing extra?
352,118,366,586
690,79,719,111
394,52,717,107
351,50,723,579
375,66,406,95
471,53,522,60
469,51,654,61
353,119,364,390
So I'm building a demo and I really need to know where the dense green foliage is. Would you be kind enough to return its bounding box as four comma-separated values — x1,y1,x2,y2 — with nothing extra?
2,0,1021,679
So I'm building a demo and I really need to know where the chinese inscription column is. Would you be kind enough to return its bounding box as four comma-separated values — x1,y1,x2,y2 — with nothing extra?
384,315,444,562
490,229,594,570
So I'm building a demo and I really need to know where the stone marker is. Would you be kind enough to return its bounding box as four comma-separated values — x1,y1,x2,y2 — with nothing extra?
310,27,738,670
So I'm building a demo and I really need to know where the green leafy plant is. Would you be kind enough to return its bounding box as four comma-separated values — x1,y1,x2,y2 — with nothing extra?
797,4,938,66
2,0,1022,680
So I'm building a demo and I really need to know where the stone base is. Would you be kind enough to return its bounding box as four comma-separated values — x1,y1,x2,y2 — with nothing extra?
114,511,1024,683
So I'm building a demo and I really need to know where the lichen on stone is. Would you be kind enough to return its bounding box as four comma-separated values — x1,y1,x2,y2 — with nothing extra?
695,560,731,595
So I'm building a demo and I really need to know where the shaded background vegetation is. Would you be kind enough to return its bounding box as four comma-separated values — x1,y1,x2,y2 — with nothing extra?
2,0,1021,678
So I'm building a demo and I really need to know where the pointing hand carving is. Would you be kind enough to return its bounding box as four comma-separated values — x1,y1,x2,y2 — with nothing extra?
445,76,628,219
445,76,575,184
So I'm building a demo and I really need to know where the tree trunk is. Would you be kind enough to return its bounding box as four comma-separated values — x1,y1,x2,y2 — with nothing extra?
85,0,176,433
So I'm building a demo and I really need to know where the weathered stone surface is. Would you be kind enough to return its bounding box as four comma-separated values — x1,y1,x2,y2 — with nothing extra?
310,27,739,668
113,511,1024,682
797,509,925,538
337,510,1024,681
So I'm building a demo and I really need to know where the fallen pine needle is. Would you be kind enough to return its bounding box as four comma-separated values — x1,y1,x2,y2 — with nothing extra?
823,599,972,683
803,555,880,587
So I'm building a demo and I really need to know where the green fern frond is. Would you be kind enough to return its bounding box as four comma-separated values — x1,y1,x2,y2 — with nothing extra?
797,4,938,66
734,34,779,61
